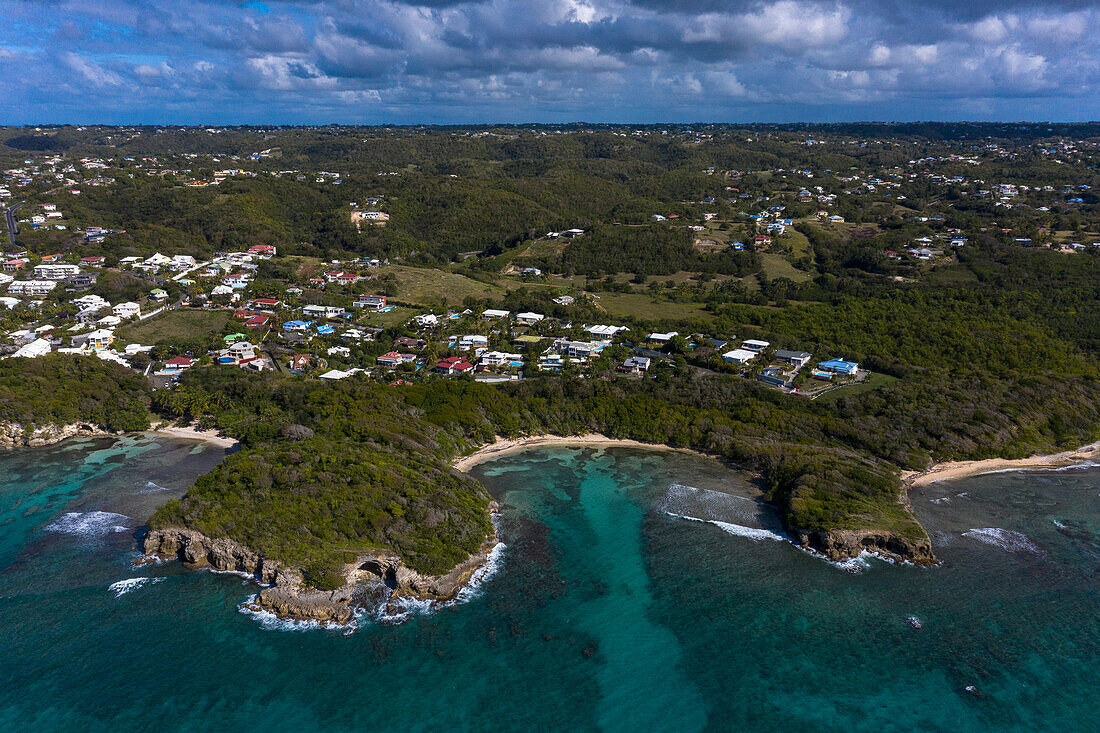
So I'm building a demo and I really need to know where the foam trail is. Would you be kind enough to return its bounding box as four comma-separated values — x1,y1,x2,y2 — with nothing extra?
109,577,164,598
665,512,786,542
45,511,130,538
963,528,1043,554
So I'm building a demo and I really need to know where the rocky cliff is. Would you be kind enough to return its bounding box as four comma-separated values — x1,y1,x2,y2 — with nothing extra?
790,527,937,566
0,421,115,448
142,518,500,625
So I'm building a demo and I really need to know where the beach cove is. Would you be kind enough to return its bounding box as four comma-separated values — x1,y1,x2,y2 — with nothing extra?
0,435,1098,729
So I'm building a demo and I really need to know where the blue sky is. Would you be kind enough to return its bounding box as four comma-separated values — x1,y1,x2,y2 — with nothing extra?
2,0,1098,124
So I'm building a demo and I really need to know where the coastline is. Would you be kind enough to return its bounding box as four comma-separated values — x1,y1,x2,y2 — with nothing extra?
453,433,710,472
150,424,239,449
904,440,1100,487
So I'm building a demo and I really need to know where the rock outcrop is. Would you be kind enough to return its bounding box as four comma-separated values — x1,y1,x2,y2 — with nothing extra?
791,527,937,565
0,421,114,449
142,521,500,625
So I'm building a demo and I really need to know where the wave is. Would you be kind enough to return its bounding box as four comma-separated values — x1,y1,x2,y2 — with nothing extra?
137,481,170,494
664,511,787,542
963,528,1043,554
237,595,359,635
45,511,130,538
109,576,164,598
973,460,1099,478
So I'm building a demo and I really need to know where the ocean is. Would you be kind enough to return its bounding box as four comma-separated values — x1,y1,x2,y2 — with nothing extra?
0,437,1096,731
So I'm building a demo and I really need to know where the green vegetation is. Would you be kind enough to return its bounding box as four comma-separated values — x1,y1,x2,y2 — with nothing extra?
0,355,151,433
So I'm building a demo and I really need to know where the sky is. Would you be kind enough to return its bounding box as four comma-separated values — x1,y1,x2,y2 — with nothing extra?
2,0,1098,125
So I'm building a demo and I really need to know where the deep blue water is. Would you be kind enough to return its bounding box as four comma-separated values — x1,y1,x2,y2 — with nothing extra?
0,438,1097,731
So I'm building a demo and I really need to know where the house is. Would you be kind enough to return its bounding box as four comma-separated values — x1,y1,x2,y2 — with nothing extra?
8,279,56,295
9,338,52,359
244,315,269,329
393,336,427,351
3,258,29,272
458,334,489,350
515,312,544,326
740,339,770,352
247,245,276,258
316,325,336,335
376,351,417,368
539,353,565,371
327,346,351,357
222,274,250,289
319,368,361,380
282,320,313,332
81,256,107,267
162,356,197,374
65,273,97,290
774,349,812,369
77,307,106,324
303,305,345,320
552,338,607,359
86,328,115,350
434,356,474,375
482,308,510,319
586,324,629,338
149,288,169,302
413,314,439,328
562,228,585,238
521,267,542,276
552,295,575,306
818,358,859,376
169,255,197,270
113,302,141,319
288,354,313,372
478,351,523,369
245,298,282,313
722,348,757,365
647,331,678,345
353,295,387,310
620,356,651,374
34,263,80,280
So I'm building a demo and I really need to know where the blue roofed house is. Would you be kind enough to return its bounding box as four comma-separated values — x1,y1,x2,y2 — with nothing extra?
818,358,859,375
283,320,313,331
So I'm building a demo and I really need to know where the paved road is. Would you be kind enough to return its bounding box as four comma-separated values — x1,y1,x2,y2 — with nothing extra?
4,201,24,248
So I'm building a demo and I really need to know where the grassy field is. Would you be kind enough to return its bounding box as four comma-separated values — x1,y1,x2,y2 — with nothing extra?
355,305,418,328
815,372,898,402
594,292,712,322
115,309,231,344
379,265,506,306
760,253,813,282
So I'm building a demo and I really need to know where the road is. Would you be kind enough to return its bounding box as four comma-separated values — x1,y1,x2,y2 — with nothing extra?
4,201,24,248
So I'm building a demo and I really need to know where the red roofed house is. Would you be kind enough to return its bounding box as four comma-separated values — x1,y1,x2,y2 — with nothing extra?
81,256,107,266
247,245,276,257
244,315,269,329
376,351,416,368
162,356,197,375
245,298,282,313
434,356,474,375
336,273,360,286
3,258,28,272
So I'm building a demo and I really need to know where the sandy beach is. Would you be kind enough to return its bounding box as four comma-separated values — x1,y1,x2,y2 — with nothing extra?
152,424,239,449
453,433,710,472
904,440,1100,487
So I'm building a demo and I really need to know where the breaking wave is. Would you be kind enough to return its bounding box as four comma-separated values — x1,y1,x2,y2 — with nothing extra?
45,511,130,538
238,595,359,635
664,512,786,542
963,528,1043,554
109,577,164,598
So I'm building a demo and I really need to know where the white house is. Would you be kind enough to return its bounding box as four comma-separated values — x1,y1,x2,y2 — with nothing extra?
722,348,757,365
8,280,57,295
515,312,545,326
33,263,80,280
413,314,439,328
586,324,629,338
458,334,489,350
113,302,141,319
482,308,510,319
740,339,771,352
478,351,522,368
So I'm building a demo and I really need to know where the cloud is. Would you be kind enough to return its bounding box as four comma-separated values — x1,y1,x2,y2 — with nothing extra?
0,0,1096,123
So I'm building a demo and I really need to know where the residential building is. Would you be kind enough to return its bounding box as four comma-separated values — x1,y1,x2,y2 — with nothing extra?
376,351,417,368
458,334,489,350
774,349,812,368
740,339,771,352
515,312,545,326
113,302,141,319
434,356,474,375
482,308,510,319
722,348,757,365
353,295,387,310
86,328,115,350
818,358,859,375
8,280,57,295
34,263,81,280
621,356,651,374
478,351,522,368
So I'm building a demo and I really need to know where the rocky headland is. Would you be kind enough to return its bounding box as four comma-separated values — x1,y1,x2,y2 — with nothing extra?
0,421,116,449
141,504,502,625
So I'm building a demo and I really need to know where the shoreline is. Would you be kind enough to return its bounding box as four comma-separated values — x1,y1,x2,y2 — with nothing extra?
151,424,239,449
452,433,711,472
904,440,1100,487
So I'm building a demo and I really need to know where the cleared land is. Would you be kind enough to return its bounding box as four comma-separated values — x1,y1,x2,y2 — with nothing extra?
594,292,712,321
115,309,231,343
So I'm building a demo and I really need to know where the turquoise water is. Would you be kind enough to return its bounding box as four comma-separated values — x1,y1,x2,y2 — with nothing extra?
0,440,1097,731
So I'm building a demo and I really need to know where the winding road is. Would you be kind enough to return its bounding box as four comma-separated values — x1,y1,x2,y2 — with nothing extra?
4,201,24,248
